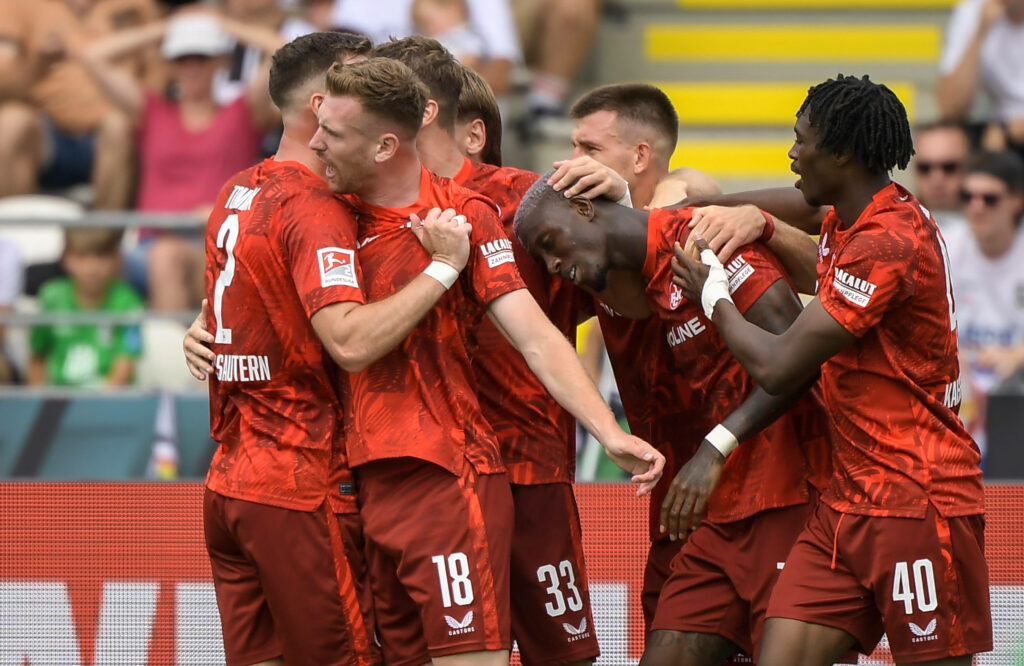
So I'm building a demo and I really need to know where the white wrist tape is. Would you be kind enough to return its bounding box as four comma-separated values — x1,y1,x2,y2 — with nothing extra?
423,260,460,290
705,424,739,457
699,249,733,319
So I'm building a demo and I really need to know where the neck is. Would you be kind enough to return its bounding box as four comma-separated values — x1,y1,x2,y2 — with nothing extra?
416,124,466,178
358,149,423,208
629,169,663,210
603,205,651,270
977,226,1016,259
75,285,106,309
276,118,325,176
832,174,893,229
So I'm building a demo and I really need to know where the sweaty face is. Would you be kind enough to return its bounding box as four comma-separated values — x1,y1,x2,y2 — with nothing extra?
788,110,839,207
913,127,969,211
571,110,637,187
308,95,379,195
520,201,609,292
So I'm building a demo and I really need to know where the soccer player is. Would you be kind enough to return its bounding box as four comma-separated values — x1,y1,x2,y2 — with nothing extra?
194,32,474,666
671,74,992,666
310,57,663,665
512,173,833,665
372,36,600,665
456,66,503,167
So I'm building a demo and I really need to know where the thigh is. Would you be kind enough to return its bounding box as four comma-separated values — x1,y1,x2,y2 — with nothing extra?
642,537,685,632
358,458,513,661
38,118,95,188
509,483,598,665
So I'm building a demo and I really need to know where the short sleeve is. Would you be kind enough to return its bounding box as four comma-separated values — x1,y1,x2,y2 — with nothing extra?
818,220,913,338
462,198,526,306
278,190,365,318
721,243,788,315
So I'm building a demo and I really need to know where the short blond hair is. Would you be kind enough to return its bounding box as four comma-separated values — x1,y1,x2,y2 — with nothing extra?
324,58,428,136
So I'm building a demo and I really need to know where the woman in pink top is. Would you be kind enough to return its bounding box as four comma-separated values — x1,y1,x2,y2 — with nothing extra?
80,10,281,310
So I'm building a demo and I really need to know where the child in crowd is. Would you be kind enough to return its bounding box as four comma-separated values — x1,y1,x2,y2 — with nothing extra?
29,229,143,387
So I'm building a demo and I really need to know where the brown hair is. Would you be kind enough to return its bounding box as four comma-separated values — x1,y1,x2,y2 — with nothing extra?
323,58,429,136
269,31,372,112
371,35,463,133
457,66,502,166
570,83,679,154
64,228,124,256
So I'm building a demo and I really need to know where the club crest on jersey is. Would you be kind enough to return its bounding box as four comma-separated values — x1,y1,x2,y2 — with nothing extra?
832,267,877,307
562,618,591,642
909,618,938,643
317,247,358,288
480,238,515,268
444,611,475,636
669,283,684,310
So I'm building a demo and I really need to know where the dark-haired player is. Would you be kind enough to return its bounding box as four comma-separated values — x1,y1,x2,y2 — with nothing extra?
672,74,992,666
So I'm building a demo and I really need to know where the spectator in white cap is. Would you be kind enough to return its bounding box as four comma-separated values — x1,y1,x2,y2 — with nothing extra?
78,9,280,312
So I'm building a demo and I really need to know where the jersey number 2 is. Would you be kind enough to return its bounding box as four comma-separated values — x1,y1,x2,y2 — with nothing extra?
213,214,239,344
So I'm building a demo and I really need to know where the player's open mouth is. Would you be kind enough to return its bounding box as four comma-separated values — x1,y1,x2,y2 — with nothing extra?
325,164,336,179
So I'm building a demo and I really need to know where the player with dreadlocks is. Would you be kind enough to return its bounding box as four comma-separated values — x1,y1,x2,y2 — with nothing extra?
671,74,992,665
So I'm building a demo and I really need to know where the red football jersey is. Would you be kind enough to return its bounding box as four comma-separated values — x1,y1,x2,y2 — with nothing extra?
641,208,832,524
815,183,984,519
342,167,524,476
454,158,582,485
204,158,365,512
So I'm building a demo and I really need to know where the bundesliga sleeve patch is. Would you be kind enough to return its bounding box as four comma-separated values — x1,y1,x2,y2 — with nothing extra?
480,238,515,268
317,247,359,288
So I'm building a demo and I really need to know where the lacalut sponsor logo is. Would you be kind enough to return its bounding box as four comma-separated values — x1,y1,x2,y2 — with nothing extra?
444,611,476,636
317,247,358,288
725,254,754,293
563,618,591,643
480,239,514,268
832,267,877,307
909,618,939,643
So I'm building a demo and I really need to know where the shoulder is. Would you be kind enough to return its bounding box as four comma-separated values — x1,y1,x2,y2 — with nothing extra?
108,280,144,309
38,277,74,306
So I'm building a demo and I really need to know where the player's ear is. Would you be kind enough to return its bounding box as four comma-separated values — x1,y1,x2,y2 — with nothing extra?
465,118,486,158
309,92,325,114
375,132,399,162
422,99,439,129
634,141,652,175
569,196,596,221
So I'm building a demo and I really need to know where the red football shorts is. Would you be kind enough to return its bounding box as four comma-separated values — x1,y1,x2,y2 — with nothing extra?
767,500,992,662
650,500,814,662
509,482,599,665
203,488,378,666
642,537,686,631
356,457,513,665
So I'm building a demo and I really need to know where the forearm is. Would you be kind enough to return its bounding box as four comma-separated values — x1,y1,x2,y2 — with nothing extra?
106,357,136,386
937,37,983,119
319,273,446,373
713,303,800,394
220,17,285,55
765,219,819,294
718,189,825,234
27,356,47,386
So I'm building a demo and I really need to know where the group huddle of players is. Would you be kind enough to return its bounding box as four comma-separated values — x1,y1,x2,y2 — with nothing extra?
183,30,993,666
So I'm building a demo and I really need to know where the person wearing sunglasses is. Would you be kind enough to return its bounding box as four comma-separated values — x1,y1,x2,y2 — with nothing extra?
913,121,972,228
943,148,1024,463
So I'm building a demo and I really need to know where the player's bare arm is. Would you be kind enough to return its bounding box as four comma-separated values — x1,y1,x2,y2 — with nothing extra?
671,238,855,395
647,167,722,209
660,279,809,539
485,288,665,495
670,187,827,235
684,205,820,294
183,208,472,376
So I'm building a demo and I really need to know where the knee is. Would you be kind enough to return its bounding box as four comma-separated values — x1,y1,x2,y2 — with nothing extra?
547,0,599,31
94,111,133,155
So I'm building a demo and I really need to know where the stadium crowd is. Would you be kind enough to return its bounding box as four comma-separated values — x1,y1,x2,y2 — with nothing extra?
0,1,1021,662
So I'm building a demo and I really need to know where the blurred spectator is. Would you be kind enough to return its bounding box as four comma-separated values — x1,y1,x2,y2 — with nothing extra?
456,65,503,166
79,11,277,311
213,0,289,106
28,228,143,387
914,121,972,228
0,237,21,383
0,0,160,209
937,0,1024,155
332,0,519,96
514,0,600,124
280,0,336,41
412,0,484,70
943,149,1024,459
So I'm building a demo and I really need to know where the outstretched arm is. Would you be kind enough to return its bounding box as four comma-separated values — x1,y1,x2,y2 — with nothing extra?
487,288,665,495
671,187,826,235
77,20,166,123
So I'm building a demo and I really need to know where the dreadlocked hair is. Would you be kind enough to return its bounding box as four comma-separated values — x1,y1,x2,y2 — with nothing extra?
798,74,914,175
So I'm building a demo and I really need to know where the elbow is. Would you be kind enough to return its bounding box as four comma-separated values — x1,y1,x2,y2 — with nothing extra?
327,342,373,374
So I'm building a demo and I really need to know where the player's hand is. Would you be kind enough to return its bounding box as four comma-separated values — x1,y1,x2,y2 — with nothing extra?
659,440,725,540
670,240,710,305
601,431,666,497
411,207,473,271
684,205,765,263
184,299,215,380
548,156,628,202
673,238,733,320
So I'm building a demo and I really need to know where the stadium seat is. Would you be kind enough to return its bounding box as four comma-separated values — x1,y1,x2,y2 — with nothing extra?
0,195,81,265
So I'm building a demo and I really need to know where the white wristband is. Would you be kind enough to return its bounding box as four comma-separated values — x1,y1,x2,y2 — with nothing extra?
423,260,460,290
705,424,739,457
699,248,734,319
616,184,633,208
